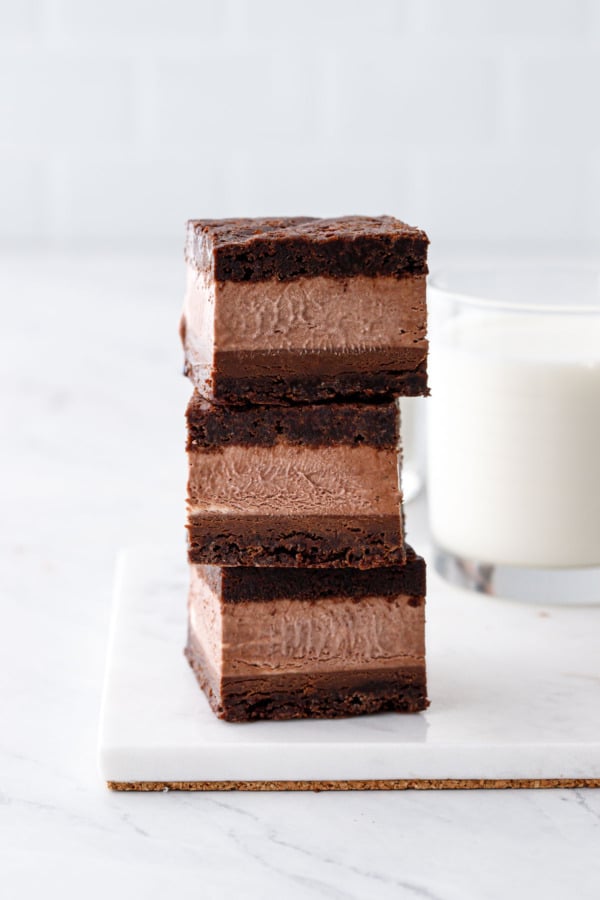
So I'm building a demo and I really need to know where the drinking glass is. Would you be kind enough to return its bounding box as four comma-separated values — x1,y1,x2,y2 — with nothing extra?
427,263,600,604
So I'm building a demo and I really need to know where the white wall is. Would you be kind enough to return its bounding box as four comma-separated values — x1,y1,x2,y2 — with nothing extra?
1,0,599,253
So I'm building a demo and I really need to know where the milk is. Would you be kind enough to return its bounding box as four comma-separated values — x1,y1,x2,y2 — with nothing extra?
399,397,425,503
427,313,600,567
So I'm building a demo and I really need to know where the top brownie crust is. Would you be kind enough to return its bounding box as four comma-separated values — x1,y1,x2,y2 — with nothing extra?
185,216,429,283
199,547,425,603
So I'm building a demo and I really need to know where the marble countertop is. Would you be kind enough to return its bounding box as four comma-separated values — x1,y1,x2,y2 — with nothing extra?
3,252,600,900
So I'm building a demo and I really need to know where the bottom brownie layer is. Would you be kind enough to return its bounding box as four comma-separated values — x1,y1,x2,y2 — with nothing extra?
196,363,429,406
184,352,428,406
185,634,428,723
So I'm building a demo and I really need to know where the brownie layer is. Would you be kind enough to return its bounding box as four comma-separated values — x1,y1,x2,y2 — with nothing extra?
187,514,404,568
185,216,429,282
201,362,429,406
199,548,425,602
186,390,399,450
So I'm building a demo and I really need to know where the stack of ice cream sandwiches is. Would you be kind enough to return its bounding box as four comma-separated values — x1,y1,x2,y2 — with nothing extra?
179,216,430,722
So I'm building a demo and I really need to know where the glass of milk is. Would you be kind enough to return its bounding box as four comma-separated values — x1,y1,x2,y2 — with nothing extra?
427,263,600,604
399,397,425,503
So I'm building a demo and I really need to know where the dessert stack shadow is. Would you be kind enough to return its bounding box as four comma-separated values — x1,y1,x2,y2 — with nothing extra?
180,216,430,722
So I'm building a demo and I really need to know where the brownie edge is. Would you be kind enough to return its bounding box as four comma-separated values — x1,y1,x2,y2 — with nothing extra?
186,215,429,282
206,363,429,406
186,391,399,450
198,546,426,603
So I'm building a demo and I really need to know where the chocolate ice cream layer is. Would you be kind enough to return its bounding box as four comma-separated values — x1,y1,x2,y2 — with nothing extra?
184,551,428,722
181,216,429,405
186,395,405,568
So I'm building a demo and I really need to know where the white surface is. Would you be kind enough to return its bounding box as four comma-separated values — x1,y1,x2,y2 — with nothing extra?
100,548,600,785
428,303,600,567
4,3,600,250
3,252,600,900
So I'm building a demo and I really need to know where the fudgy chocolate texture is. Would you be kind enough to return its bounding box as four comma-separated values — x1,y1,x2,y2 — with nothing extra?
185,216,429,283
185,634,428,721
199,547,425,602
187,514,405,569
201,360,429,406
186,390,399,450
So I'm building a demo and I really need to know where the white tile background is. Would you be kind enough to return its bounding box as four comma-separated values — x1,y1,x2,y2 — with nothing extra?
1,0,599,252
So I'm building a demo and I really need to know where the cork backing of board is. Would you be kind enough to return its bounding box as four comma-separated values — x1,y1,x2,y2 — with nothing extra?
108,779,600,792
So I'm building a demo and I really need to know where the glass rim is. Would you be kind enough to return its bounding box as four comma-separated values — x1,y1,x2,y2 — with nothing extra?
429,261,600,315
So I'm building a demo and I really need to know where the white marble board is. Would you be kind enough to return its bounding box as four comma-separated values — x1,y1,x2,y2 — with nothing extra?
99,547,600,787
